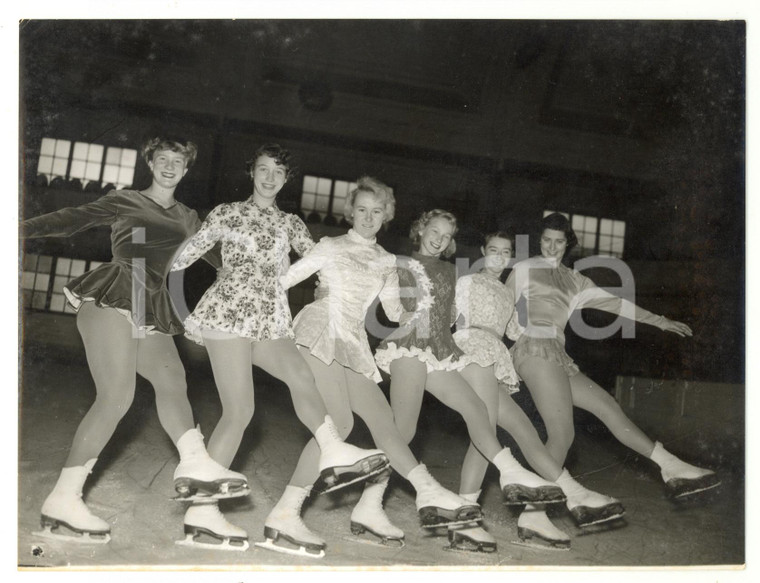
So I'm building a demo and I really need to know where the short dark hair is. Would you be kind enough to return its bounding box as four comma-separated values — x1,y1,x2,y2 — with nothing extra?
483,231,515,248
245,144,297,181
540,212,578,254
141,137,198,168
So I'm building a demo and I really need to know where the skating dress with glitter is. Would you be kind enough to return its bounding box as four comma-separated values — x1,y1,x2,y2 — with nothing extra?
506,255,668,377
171,198,314,344
281,229,404,382
374,252,470,373
453,272,521,393
22,190,215,335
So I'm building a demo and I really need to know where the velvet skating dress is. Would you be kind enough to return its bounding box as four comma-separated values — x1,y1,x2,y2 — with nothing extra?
374,251,472,373
22,189,215,335
281,229,404,382
170,198,314,344
506,255,668,377
453,271,521,393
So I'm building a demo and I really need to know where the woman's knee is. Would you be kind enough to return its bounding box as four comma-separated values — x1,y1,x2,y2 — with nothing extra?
92,386,136,420
220,397,255,429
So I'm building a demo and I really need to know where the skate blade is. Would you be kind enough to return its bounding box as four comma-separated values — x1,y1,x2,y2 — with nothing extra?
421,517,485,529
574,517,629,536
502,484,566,506
174,478,249,499
446,533,497,554
316,460,391,495
254,538,325,559
175,533,249,552
670,479,722,499
349,522,405,548
571,504,626,528
173,486,251,502
32,525,111,545
513,526,570,551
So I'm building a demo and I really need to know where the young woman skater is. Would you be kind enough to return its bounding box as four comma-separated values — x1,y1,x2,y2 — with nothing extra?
453,231,624,552
169,146,388,551
504,212,719,509
24,137,248,544
372,209,567,550
259,177,481,557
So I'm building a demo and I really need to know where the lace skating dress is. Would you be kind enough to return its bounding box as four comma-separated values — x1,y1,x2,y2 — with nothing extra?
506,255,668,377
282,229,403,382
374,252,471,373
171,199,314,344
453,272,521,393
23,190,215,335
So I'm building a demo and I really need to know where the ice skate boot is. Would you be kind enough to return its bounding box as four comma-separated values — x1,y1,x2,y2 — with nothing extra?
493,448,566,506
556,469,625,527
407,464,483,528
173,427,249,501
34,459,111,544
255,485,326,558
445,492,496,553
650,441,721,499
176,501,249,551
349,470,404,547
513,504,570,551
312,416,389,494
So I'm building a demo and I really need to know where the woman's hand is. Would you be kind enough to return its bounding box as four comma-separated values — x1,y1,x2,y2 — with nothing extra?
661,317,693,337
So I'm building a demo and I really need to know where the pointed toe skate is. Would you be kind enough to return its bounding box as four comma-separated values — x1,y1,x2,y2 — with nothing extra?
515,526,571,551
255,525,326,558
350,521,405,547
502,483,566,506
570,500,626,527
666,473,721,499
446,524,497,553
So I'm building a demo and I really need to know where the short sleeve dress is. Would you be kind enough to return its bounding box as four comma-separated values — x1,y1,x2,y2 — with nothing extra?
506,255,667,377
374,252,471,374
171,198,314,344
281,228,404,382
23,189,211,335
453,272,520,393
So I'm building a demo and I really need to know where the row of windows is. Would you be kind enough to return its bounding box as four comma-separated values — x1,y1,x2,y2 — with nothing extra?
21,253,104,313
544,210,626,258
37,138,137,190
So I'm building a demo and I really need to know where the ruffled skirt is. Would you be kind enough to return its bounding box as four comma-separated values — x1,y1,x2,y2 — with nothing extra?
64,263,182,335
453,328,520,393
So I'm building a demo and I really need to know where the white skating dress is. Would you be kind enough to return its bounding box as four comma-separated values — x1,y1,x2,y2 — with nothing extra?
171,198,314,344
282,229,404,382
453,271,521,393
506,255,668,377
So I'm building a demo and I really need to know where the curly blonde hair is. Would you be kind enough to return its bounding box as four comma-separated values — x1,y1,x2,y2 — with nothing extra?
141,137,198,168
410,209,458,258
343,176,396,224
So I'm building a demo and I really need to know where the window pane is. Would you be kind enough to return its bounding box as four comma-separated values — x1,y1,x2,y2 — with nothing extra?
37,255,53,272
49,294,66,312
613,220,626,237
612,237,624,254
586,216,598,232
583,232,595,250
53,275,69,293
56,257,71,274
23,253,39,271
316,177,332,196
34,273,49,291
102,164,119,184
303,175,318,193
334,181,349,198
69,159,86,179
315,195,330,212
105,147,122,165
71,259,87,276
600,218,613,235
301,193,315,210
572,215,585,230
118,167,135,187
21,272,36,290
37,155,53,174
121,149,137,166
52,158,68,176
88,144,104,162
32,292,47,310
85,161,101,181
40,138,56,156
599,235,611,252
54,140,71,158
72,142,89,160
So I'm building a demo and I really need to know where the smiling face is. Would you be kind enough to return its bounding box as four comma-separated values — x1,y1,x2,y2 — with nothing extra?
351,190,386,239
148,149,189,190
540,228,568,262
481,236,513,276
418,216,455,258
251,154,288,205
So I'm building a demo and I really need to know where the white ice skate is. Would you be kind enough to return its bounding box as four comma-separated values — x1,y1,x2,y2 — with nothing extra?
494,448,566,506
349,471,404,547
407,464,483,528
444,492,496,553
255,485,326,558
175,502,249,551
33,460,111,544
512,505,570,551
173,427,250,502
650,441,721,499
312,416,389,494
556,469,625,527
